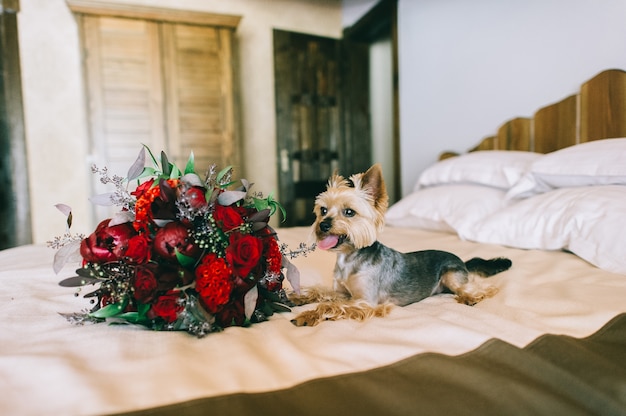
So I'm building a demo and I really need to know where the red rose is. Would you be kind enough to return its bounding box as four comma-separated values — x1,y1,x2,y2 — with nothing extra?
226,233,263,278
149,292,183,323
195,254,233,314
213,204,244,231
132,266,158,303
80,219,137,263
125,235,151,264
153,222,198,261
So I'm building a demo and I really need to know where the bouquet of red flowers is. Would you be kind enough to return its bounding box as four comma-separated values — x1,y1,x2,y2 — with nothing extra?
50,147,309,337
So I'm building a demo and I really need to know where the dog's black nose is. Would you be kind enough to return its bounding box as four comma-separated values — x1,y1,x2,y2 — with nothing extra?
319,219,332,232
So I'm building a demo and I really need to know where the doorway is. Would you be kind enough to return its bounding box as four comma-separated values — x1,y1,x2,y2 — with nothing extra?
273,0,399,227
344,0,400,203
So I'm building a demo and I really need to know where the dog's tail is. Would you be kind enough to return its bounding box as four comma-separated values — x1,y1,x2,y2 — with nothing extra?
465,257,512,277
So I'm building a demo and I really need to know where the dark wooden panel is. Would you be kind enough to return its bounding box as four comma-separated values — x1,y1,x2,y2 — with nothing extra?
273,29,345,227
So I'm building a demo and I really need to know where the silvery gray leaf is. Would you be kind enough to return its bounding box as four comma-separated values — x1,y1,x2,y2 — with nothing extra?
127,147,146,181
53,240,82,274
89,192,115,206
244,285,259,320
181,173,204,187
58,275,99,287
108,210,134,226
54,203,72,217
283,257,301,294
217,190,247,206
153,219,174,227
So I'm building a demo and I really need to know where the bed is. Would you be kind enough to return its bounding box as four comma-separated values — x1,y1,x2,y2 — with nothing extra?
2,69,626,416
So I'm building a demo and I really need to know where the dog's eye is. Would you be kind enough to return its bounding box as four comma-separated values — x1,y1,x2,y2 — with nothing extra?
320,207,328,216
343,208,356,217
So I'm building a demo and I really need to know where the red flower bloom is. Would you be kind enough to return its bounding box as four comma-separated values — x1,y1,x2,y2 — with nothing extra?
133,179,179,231
226,233,263,278
149,292,183,323
132,265,158,304
130,178,155,198
182,186,207,210
153,222,199,261
80,219,137,263
215,298,246,328
264,237,282,276
195,254,233,314
213,204,244,231
125,234,151,264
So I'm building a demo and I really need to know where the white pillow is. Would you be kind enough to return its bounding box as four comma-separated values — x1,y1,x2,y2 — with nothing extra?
507,138,626,198
416,151,541,191
462,185,626,275
386,185,509,233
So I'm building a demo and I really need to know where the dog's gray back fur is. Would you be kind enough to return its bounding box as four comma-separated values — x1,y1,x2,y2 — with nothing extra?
334,241,510,307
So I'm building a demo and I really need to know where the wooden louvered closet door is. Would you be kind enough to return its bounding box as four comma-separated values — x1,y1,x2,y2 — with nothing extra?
161,23,238,171
80,14,239,214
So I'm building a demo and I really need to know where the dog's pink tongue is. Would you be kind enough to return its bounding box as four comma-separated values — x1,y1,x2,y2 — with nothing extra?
317,235,339,250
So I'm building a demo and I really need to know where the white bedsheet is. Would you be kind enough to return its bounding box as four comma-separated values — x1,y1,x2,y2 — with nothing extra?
1,226,625,415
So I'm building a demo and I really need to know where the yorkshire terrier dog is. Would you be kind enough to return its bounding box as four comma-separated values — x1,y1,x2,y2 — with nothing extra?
290,164,512,326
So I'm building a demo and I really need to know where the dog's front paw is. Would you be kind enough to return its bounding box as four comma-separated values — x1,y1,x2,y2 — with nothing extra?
291,310,324,327
288,293,312,306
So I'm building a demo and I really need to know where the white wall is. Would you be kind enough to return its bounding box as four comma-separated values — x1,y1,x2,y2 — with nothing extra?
19,0,626,242
18,0,342,243
397,0,626,196
342,0,378,26
369,38,395,202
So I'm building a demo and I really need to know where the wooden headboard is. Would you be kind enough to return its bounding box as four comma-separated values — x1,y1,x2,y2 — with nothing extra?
445,69,626,158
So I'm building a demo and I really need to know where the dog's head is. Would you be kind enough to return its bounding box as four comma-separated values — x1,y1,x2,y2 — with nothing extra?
312,164,388,253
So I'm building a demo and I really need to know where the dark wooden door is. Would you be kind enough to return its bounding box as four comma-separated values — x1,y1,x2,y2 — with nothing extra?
273,29,370,227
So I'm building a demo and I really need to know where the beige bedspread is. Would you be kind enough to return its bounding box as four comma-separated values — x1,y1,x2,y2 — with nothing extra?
1,226,625,415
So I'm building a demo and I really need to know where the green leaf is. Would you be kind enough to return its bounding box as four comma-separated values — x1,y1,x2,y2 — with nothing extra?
137,166,158,180
137,302,150,316
117,303,150,324
170,163,181,179
116,312,140,323
253,197,269,212
259,193,286,221
143,144,160,168
205,187,214,203
161,151,171,177
216,166,232,184
184,151,195,174
175,249,196,269
90,302,125,319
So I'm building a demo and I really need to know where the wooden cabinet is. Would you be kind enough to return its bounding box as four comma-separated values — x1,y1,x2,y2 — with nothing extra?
69,2,241,217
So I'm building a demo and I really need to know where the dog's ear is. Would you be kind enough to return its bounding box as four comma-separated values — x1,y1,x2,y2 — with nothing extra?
361,164,388,212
